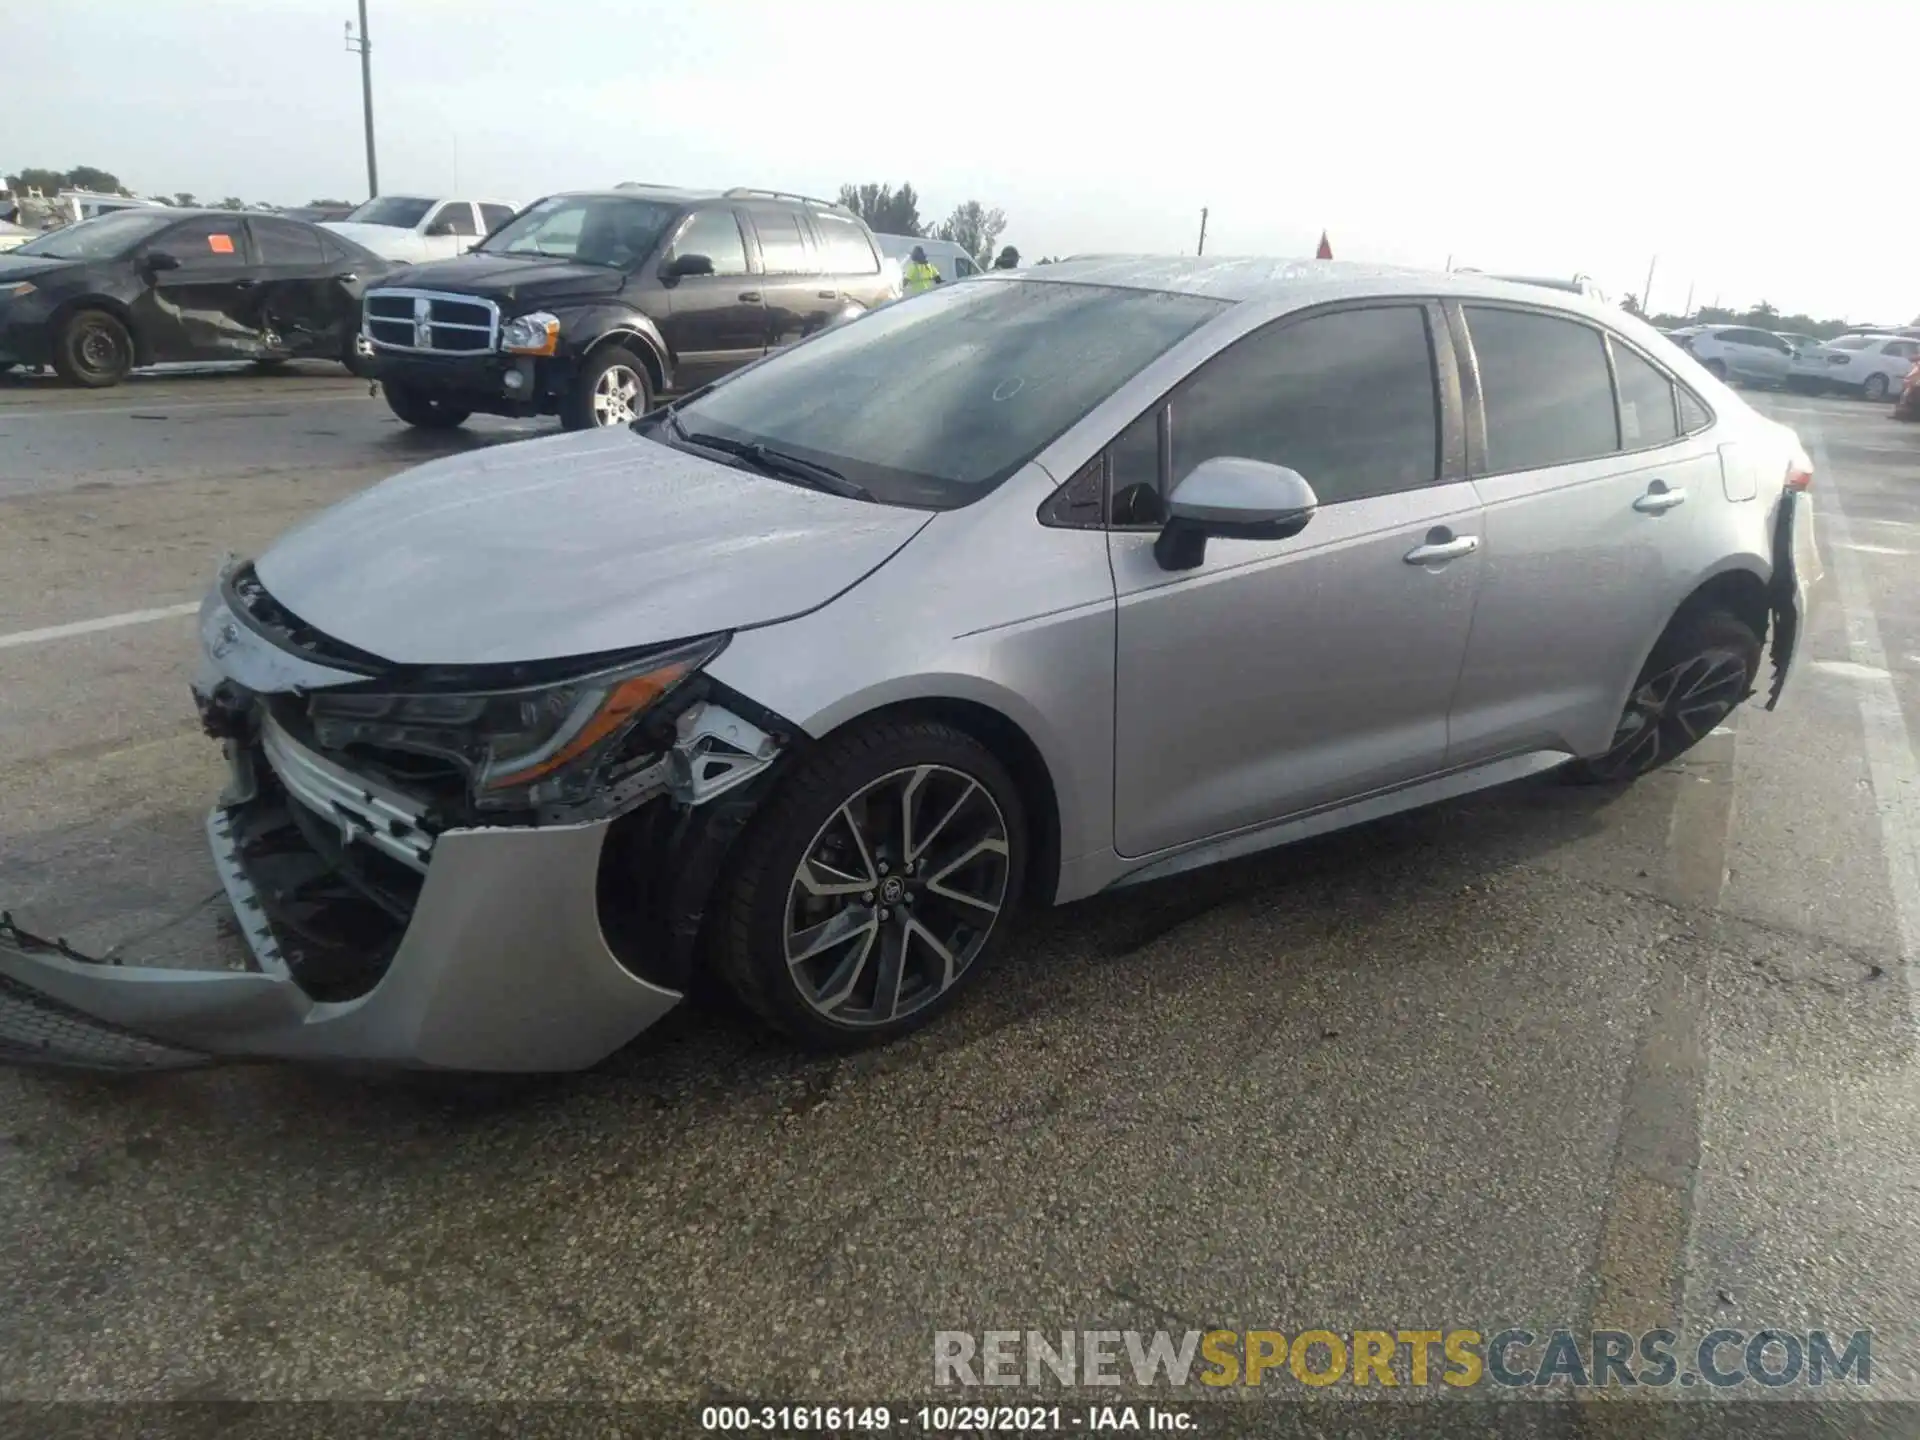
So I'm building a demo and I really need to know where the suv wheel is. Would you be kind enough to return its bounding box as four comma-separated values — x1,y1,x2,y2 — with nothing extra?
714,718,1027,1049
1564,609,1760,785
383,382,471,430
52,309,134,388
563,345,652,430
1864,372,1891,401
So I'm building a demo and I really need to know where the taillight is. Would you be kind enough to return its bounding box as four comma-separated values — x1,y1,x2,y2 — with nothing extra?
1787,461,1813,492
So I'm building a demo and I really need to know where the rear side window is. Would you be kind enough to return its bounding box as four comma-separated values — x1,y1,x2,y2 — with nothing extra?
1610,341,1679,449
671,208,750,276
752,208,812,274
249,217,326,266
1830,336,1873,350
1465,306,1618,472
1884,340,1918,358
813,213,879,275
479,204,515,233
1168,304,1439,506
429,202,477,237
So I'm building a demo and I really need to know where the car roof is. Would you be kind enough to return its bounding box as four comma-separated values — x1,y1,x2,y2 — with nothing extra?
1006,256,1622,313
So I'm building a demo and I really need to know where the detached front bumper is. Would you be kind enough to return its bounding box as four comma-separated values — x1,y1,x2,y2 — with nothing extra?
0,747,685,1074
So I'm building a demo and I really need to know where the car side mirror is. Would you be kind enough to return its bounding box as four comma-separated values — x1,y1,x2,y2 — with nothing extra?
1152,457,1318,572
425,218,457,237
143,251,181,273
662,252,714,279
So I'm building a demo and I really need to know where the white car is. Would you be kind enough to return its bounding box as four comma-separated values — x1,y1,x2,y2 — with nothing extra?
321,196,518,264
1792,333,1920,401
0,220,31,253
1668,325,1795,387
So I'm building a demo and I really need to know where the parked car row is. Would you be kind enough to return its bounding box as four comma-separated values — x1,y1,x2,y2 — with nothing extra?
1668,323,1920,400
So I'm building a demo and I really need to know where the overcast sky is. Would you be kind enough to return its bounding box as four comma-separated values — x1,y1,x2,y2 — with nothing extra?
13,1,1916,322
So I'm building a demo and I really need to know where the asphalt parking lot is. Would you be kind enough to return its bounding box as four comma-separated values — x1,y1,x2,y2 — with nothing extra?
1,368,1918,1422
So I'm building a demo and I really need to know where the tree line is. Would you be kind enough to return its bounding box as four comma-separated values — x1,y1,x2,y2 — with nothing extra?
835,182,1024,268
4,163,348,213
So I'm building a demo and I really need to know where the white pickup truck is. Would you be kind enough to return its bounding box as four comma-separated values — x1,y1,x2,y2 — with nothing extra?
321,195,519,264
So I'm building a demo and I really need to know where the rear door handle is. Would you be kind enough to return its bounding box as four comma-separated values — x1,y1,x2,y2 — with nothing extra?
738,290,762,302
817,289,838,300
1404,534,1480,564
1634,484,1687,513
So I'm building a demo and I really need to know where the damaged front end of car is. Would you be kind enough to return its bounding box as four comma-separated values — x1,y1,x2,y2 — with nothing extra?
0,560,792,1073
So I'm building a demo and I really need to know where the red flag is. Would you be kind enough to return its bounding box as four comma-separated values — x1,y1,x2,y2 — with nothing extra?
1315,231,1333,260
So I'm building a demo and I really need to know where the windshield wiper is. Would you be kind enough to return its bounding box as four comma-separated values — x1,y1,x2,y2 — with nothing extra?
676,429,875,502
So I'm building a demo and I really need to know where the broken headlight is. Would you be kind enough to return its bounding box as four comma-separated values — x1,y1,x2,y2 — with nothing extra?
306,635,724,810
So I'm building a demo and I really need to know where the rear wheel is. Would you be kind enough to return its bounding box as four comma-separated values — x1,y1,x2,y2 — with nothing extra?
1863,372,1891,401
714,718,1027,1049
383,382,471,429
51,309,133,388
561,345,651,430
1703,358,1728,381
1563,609,1760,785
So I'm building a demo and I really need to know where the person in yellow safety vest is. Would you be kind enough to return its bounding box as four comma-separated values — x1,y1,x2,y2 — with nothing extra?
902,244,942,296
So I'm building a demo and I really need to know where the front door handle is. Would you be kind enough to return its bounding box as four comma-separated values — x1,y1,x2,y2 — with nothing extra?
1634,483,1687,513
1404,533,1480,565
738,290,763,303
817,289,838,300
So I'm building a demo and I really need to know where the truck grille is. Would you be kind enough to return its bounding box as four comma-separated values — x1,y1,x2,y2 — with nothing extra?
363,288,500,354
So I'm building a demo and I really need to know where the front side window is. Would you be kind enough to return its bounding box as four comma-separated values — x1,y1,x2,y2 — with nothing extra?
1465,306,1618,472
478,194,678,269
155,217,250,268
670,281,1226,508
669,209,749,276
345,196,434,228
1168,305,1439,506
1610,341,1679,448
753,209,812,273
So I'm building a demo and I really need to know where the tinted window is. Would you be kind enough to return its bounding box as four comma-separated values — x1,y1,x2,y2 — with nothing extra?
673,281,1225,508
1884,340,1917,358
429,202,476,237
671,208,749,276
1611,341,1679,448
813,212,879,274
1466,306,1618,471
479,204,516,234
1168,305,1438,506
159,217,249,268
345,196,434,228
479,194,677,268
1677,387,1712,433
249,217,326,266
753,208,811,273
1830,336,1873,350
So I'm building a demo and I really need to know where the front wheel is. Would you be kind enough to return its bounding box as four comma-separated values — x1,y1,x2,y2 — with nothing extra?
1563,609,1761,785
1863,372,1891,401
562,345,652,430
51,309,134,388
714,718,1027,1049
1703,358,1728,381
383,382,471,429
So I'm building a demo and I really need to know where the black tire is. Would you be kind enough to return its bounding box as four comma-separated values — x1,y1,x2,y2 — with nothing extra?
561,344,652,431
1563,609,1761,785
1703,358,1728,381
383,382,471,429
1863,372,1891,401
714,717,1028,1049
51,308,134,388
252,357,292,375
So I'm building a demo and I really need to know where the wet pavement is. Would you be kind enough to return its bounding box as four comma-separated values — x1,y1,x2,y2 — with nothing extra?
1,370,1918,1425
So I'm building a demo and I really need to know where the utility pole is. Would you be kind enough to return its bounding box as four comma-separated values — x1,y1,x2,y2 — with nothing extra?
1641,254,1658,318
1444,253,1453,272
1682,282,1695,318
345,1,378,199
1196,207,1208,257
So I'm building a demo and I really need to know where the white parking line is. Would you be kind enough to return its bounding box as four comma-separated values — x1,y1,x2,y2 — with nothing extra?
0,602,198,651
1807,428,1920,1030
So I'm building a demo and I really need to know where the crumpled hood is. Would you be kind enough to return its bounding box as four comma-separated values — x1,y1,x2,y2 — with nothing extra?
254,428,934,666
363,250,625,305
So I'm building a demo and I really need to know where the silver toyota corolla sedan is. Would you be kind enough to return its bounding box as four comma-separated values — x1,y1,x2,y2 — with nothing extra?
0,259,1822,1072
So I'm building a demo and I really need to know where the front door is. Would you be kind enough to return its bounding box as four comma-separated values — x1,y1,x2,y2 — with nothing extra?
131,216,265,362
658,206,765,390
1445,304,1729,765
1110,302,1483,857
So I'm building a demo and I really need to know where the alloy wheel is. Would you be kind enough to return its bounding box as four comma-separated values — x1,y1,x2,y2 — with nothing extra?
1589,648,1749,780
591,364,644,426
783,765,1010,1028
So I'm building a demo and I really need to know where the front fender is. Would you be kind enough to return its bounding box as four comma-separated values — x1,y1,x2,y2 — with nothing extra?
559,305,672,392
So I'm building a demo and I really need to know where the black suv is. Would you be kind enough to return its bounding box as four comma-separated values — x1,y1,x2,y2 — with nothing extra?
360,185,901,431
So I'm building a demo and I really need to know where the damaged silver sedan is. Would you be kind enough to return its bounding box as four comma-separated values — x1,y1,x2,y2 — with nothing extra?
0,260,1821,1071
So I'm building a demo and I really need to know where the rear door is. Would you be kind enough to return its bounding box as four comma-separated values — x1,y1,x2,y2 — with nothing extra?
245,215,345,356
131,215,266,361
1446,303,1728,766
657,204,765,389
745,203,835,351
810,209,890,311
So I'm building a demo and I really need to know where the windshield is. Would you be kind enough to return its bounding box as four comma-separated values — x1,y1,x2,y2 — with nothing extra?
477,194,679,268
344,196,434,228
15,210,176,260
671,280,1228,508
